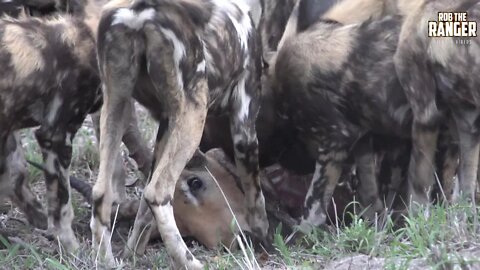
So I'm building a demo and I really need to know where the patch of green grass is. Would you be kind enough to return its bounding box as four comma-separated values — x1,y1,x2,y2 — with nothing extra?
8,196,476,270
273,224,293,265
20,129,44,183
251,199,480,269
7,109,480,270
71,125,99,171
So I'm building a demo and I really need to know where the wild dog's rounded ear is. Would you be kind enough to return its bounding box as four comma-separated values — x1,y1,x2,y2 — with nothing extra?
178,0,213,30
186,149,207,170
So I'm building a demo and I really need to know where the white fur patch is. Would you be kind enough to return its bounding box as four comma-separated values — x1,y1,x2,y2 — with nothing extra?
235,75,251,122
111,8,155,30
196,59,206,73
45,150,58,174
150,203,202,268
243,0,262,27
229,12,252,51
159,27,186,90
1,0,13,3
90,216,115,264
301,162,326,229
47,95,62,124
65,132,73,147
299,201,326,232
212,0,252,51
232,133,243,145
203,46,217,79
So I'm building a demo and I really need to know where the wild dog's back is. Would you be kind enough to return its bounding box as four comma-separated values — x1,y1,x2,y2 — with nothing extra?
0,16,99,129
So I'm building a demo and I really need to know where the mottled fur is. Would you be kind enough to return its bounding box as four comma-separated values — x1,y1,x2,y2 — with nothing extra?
0,12,101,251
0,134,48,230
259,0,298,53
270,0,412,229
394,0,480,203
93,0,267,268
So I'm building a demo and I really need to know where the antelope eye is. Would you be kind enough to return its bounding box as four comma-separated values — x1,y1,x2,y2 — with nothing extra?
187,177,203,192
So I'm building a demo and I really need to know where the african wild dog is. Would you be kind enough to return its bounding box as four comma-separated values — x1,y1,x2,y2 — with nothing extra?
394,0,480,205
267,0,426,230
93,0,267,268
0,0,157,244
200,0,309,173
202,0,405,223
0,0,109,251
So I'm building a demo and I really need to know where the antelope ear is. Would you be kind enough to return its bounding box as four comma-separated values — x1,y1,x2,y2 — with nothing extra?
186,149,207,170
205,148,243,193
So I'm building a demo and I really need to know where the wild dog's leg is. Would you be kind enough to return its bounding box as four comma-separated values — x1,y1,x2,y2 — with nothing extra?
378,140,411,213
7,134,47,230
0,132,7,176
451,107,480,202
122,100,152,178
91,100,152,200
142,102,207,269
394,16,441,208
91,111,127,202
230,73,268,241
300,147,348,231
124,197,155,256
353,135,383,220
440,144,459,202
91,28,139,262
124,123,164,257
434,123,459,203
35,122,80,252
131,27,208,267
406,124,438,207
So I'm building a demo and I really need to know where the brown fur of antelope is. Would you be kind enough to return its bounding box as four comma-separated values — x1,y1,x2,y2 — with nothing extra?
93,0,268,268
0,0,109,250
394,0,480,205
71,148,250,250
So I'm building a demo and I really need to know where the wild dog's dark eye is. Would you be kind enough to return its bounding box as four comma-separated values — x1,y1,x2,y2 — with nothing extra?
187,177,203,192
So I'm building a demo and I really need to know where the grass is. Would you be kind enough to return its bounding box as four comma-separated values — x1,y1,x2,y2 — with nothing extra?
3,104,480,269
1,188,480,270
